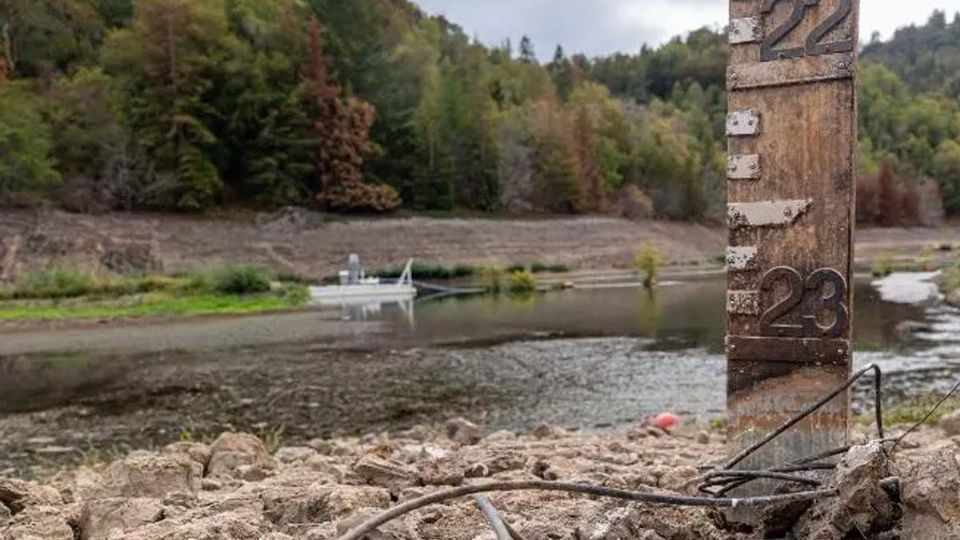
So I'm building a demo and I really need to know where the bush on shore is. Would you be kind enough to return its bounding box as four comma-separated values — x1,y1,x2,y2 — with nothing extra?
0,265,286,301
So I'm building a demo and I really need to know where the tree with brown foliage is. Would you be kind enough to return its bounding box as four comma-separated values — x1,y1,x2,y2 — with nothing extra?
574,108,605,212
877,162,902,227
304,18,372,192
304,18,399,212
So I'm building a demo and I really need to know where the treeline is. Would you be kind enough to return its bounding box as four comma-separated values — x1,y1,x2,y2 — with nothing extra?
0,2,959,224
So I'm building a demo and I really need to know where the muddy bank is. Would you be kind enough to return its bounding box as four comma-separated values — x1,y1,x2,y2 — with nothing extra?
0,209,955,281
2,421,959,540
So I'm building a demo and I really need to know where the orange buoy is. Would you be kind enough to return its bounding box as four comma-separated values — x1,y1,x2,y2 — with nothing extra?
655,412,680,431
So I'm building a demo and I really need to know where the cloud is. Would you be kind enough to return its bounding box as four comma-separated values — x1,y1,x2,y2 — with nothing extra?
415,0,959,58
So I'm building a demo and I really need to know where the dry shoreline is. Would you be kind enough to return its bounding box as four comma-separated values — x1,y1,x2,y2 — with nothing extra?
1,209,956,282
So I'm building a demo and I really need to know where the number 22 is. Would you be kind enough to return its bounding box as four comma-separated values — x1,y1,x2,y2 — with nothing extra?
760,0,854,62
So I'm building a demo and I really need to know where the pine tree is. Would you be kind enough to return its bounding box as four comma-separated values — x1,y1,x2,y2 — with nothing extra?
519,35,537,64
548,45,574,101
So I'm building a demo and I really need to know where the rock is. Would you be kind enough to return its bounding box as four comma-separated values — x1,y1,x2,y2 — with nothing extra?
445,418,481,446
659,466,698,493
899,447,960,539
464,463,490,479
578,503,721,540
79,497,164,540
354,456,417,493
336,508,419,540
263,534,295,540
794,442,900,539
532,423,565,440
577,506,652,540
0,477,63,514
306,455,348,483
484,430,516,442
0,502,9,523
163,441,211,467
304,523,338,540
940,409,960,437
697,432,710,445
91,453,202,499
417,460,464,487
2,505,74,540
201,478,223,491
263,483,390,526
275,447,318,464
70,468,104,503
207,432,278,480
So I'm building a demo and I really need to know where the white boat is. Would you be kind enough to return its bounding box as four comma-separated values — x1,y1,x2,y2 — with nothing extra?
309,256,416,305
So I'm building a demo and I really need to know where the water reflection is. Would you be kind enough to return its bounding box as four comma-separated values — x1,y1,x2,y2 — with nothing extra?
1,275,959,477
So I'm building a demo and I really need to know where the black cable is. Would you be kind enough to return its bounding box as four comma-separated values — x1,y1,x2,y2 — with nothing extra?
335,481,838,540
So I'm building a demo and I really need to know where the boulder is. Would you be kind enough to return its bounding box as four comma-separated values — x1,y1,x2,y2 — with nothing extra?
354,456,417,493
1,505,74,540
163,442,211,468
79,498,164,540
91,453,202,499
207,433,278,480
899,447,960,539
794,442,900,539
0,478,62,515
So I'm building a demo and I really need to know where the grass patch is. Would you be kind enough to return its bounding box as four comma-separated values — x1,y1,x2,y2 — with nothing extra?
0,265,311,322
856,394,960,429
0,292,307,322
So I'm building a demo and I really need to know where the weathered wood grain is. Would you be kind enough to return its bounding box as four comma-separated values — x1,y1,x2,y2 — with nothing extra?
725,0,859,494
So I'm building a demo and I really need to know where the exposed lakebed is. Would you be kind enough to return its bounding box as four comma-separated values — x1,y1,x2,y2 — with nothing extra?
1,273,958,477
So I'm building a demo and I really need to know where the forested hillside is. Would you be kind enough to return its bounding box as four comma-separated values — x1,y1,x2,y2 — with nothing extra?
0,1,958,223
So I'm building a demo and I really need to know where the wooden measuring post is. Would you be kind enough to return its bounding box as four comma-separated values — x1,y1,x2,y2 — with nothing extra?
725,0,859,483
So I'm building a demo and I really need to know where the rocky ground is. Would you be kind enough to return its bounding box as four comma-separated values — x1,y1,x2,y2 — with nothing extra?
3,417,960,540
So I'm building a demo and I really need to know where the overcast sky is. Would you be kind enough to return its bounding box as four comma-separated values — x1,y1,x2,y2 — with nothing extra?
415,0,959,58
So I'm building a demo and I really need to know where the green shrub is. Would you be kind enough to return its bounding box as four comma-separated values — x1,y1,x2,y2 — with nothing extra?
480,266,506,293
634,243,662,289
377,262,476,281
208,265,272,295
871,256,895,278
12,268,93,299
507,270,537,294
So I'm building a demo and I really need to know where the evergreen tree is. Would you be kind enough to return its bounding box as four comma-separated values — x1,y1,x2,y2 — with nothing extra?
519,35,537,64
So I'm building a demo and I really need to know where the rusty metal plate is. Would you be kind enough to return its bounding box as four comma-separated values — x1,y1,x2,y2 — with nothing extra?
727,52,855,90
727,246,759,272
727,154,761,180
728,291,760,316
727,110,761,136
727,336,850,364
727,199,813,229
729,16,761,44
